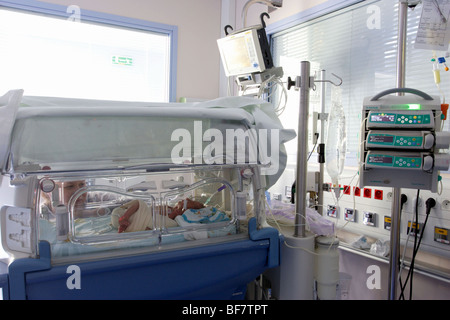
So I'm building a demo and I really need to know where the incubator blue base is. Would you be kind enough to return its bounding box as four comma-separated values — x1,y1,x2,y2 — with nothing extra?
2,219,281,300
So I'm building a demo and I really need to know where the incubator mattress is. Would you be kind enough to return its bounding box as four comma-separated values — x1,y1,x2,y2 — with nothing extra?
39,209,237,258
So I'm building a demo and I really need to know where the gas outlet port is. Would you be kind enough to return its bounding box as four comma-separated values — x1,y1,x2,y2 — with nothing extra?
363,211,376,226
344,208,356,222
327,205,338,218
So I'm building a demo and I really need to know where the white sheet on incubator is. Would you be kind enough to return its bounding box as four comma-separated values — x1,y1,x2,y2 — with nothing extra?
415,0,450,51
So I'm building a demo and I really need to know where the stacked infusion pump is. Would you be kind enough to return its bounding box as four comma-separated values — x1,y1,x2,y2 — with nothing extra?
360,88,450,192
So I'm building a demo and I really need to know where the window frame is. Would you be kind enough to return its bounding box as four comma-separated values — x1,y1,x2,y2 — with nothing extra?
0,0,178,102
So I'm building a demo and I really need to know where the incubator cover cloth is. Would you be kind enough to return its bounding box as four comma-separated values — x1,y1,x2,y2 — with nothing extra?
9,94,295,188
0,89,23,169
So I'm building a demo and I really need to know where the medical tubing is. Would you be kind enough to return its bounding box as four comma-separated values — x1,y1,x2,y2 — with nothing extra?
204,184,226,205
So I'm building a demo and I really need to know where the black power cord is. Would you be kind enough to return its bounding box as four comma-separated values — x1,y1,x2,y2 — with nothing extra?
399,195,436,300
397,193,408,298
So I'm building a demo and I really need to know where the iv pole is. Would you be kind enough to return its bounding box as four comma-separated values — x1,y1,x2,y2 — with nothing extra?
290,64,342,237
284,62,341,299
318,70,327,215
294,61,312,237
389,0,408,300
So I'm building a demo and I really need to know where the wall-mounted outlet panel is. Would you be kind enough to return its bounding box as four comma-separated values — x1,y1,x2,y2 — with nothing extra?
327,205,338,218
344,208,356,222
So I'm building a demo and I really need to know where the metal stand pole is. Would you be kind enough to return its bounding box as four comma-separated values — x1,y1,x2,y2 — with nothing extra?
389,188,402,299
294,61,311,238
318,70,326,215
388,0,408,300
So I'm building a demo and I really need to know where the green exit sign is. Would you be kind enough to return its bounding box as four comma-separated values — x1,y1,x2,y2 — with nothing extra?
112,56,133,66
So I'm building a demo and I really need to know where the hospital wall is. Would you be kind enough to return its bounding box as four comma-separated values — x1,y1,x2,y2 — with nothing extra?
41,0,222,102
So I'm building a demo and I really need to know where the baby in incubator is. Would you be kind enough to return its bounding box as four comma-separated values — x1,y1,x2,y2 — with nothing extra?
41,179,229,235
111,198,205,233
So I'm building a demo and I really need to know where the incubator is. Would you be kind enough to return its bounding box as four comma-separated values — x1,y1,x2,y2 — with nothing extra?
0,90,294,299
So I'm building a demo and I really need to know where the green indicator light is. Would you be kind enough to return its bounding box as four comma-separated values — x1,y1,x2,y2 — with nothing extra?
407,104,421,110
390,104,422,110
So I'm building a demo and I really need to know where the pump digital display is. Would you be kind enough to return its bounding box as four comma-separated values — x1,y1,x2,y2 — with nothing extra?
369,135,394,143
368,155,393,164
370,114,395,122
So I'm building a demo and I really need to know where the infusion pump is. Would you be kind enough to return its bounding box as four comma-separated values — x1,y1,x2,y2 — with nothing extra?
360,88,450,192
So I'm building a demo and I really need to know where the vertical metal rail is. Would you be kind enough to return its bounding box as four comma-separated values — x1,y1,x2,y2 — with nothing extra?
318,70,326,215
396,0,407,91
388,0,408,300
294,61,311,237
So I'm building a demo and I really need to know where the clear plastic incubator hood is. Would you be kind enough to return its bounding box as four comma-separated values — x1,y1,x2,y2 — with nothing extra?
0,89,294,300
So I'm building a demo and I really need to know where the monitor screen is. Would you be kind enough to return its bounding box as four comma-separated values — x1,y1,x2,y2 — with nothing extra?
217,28,266,77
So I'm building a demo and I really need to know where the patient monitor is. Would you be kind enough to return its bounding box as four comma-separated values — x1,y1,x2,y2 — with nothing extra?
217,27,272,78
217,13,283,91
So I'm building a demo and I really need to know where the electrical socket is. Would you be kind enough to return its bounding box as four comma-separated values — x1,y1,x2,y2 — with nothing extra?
405,196,423,213
374,189,383,200
413,197,423,208
386,192,393,201
442,200,450,210
343,185,351,195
